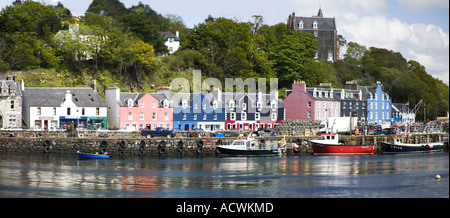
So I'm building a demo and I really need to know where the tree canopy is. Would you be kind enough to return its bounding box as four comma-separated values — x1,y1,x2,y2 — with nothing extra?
0,0,447,121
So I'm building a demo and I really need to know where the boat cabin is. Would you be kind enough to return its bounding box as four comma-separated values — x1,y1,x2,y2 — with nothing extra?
393,136,407,144
231,139,258,150
320,134,339,144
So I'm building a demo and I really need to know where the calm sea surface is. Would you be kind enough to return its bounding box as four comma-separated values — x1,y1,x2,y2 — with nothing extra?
0,151,448,198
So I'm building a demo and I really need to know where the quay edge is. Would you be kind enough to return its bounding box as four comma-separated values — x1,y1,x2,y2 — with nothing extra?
0,133,448,157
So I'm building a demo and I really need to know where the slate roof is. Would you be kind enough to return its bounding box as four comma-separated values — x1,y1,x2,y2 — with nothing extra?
0,80,21,96
161,32,180,41
293,16,336,31
23,87,106,107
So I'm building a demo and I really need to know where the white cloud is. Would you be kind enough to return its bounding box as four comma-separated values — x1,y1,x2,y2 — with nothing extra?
395,0,449,13
291,0,449,84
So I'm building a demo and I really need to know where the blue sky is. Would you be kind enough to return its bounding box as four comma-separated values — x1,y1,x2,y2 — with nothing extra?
1,0,448,84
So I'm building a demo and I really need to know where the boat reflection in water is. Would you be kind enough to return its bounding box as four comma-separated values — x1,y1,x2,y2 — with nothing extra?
0,152,448,198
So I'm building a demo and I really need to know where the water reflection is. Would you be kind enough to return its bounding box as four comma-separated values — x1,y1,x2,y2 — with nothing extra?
0,152,448,197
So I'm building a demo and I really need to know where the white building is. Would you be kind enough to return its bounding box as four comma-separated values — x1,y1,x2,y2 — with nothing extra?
161,31,180,55
22,86,107,130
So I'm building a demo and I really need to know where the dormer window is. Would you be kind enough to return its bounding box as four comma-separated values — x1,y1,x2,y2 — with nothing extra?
313,21,318,29
229,100,235,110
299,20,304,29
182,100,187,109
127,99,133,107
213,100,218,109
163,99,169,108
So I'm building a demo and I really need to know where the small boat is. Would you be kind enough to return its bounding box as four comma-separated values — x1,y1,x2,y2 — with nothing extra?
381,136,444,153
76,151,110,159
310,133,375,155
216,136,281,156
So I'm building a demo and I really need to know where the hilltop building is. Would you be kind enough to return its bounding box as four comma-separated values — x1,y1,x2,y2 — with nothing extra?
287,8,341,62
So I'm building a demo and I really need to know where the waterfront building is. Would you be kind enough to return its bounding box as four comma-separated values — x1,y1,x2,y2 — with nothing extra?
0,78,22,129
105,87,173,130
287,8,342,62
22,87,107,130
284,81,340,121
361,81,392,125
173,91,225,131
341,81,367,121
224,91,284,130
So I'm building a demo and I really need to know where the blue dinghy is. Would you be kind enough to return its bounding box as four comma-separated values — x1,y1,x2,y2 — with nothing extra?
76,151,110,159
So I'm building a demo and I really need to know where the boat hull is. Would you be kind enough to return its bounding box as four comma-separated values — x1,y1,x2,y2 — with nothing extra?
76,152,110,159
311,142,375,155
381,142,443,153
216,146,279,156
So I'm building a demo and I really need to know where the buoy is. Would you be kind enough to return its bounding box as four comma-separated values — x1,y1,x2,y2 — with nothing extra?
435,175,441,180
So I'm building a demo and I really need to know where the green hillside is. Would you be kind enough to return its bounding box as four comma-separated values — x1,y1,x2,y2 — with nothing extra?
0,0,448,121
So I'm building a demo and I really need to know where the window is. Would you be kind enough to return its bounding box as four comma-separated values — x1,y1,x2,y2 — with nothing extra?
182,113,186,120
53,107,56,115
10,101,14,109
203,113,207,120
255,112,260,120
128,112,133,120
213,113,217,120
152,101,156,108
96,108,100,116
299,21,303,28
182,100,187,108
308,111,311,118
314,31,318,37
213,101,218,109
127,99,133,107
271,113,277,121
317,101,321,108
193,114,197,120
242,103,247,110
163,100,169,108
308,101,311,108
230,112,236,120
229,100,235,109
203,104,206,110
313,21,318,29
141,101,145,108
152,112,157,120
164,113,169,120
167,124,171,129
67,108,71,115
37,107,41,115
82,108,85,115
242,112,247,121
271,101,277,111
140,112,144,120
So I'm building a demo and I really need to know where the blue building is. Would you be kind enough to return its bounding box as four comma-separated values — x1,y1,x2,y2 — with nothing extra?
173,91,225,131
363,81,392,125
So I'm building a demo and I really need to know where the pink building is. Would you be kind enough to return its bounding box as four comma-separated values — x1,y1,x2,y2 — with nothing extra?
285,81,341,121
285,81,315,120
105,88,173,130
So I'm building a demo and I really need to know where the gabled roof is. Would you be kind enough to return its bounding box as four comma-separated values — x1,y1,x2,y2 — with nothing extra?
23,87,106,107
161,32,180,41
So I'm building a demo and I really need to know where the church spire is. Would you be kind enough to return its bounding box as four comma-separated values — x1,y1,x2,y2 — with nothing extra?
317,6,323,17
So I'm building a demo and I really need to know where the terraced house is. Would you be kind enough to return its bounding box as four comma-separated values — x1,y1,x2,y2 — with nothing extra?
105,87,173,130
22,86,107,130
0,78,22,129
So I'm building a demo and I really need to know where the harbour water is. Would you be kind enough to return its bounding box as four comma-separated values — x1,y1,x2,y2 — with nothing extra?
0,151,448,198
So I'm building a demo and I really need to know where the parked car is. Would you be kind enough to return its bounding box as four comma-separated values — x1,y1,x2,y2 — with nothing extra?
141,127,176,138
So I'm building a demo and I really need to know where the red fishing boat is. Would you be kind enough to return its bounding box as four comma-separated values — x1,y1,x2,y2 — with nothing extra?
310,134,375,155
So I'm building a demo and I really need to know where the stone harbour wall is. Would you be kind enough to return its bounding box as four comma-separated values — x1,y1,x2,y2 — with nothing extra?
0,133,447,158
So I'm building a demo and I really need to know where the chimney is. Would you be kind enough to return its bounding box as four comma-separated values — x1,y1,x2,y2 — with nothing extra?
65,90,72,102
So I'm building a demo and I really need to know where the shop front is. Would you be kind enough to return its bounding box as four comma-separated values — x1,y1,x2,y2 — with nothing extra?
59,116,88,129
